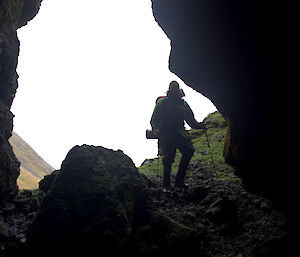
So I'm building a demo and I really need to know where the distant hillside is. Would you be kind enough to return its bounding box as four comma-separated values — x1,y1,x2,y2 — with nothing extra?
9,132,55,189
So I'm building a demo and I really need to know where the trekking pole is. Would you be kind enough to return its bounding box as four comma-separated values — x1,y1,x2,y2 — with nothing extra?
157,153,160,182
156,145,160,198
203,124,216,171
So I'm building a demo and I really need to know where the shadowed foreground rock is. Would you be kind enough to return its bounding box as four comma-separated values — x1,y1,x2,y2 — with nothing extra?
22,145,203,256
26,145,148,255
2,143,288,256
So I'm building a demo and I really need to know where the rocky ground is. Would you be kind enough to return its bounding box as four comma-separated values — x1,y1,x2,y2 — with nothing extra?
145,159,289,257
0,158,289,257
0,189,45,256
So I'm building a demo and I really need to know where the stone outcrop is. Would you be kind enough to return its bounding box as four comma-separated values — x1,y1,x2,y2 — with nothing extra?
25,145,203,256
151,0,286,209
0,0,42,203
27,145,149,255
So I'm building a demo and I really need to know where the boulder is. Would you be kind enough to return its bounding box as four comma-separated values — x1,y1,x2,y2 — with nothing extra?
38,170,59,193
25,145,206,256
27,145,149,255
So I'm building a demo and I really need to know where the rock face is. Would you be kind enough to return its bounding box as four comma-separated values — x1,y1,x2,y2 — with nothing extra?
0,106,19,202
0,0,42,203
151,0,286,209
27,145,149,255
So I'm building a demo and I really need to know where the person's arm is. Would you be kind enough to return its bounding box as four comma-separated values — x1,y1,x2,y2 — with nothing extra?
184,101,206,130
150,99,163,135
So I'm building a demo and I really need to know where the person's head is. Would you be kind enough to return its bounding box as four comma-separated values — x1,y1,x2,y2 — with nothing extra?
167,81,185,100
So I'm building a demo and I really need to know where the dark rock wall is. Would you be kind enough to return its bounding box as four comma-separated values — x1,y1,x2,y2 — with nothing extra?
151,0,285,208
0,0,42,203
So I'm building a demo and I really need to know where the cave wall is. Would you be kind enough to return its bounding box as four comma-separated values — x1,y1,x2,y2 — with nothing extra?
0,0,42,203
0,0,288,210
151,0,285,208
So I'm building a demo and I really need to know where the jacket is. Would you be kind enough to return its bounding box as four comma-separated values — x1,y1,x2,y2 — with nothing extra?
150,96,201,138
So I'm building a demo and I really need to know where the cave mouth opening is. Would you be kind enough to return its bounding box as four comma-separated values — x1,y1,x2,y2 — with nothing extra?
10,0,217,189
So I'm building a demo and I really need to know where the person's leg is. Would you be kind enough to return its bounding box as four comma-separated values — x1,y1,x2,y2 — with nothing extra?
159,137,176,190
175,136,195,186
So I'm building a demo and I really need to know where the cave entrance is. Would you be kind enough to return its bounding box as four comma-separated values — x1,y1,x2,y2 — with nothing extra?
11,0,217,189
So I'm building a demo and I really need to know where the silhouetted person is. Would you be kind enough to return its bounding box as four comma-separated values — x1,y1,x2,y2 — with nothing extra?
151,81,205,192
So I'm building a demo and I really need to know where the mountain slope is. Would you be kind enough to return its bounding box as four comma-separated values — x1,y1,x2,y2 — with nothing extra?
9,132,55,189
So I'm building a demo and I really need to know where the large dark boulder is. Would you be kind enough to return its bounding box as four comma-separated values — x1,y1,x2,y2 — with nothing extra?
27,145,149,255
24,145,205,256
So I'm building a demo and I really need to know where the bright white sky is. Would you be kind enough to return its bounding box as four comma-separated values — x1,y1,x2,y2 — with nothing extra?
12,0,216,169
